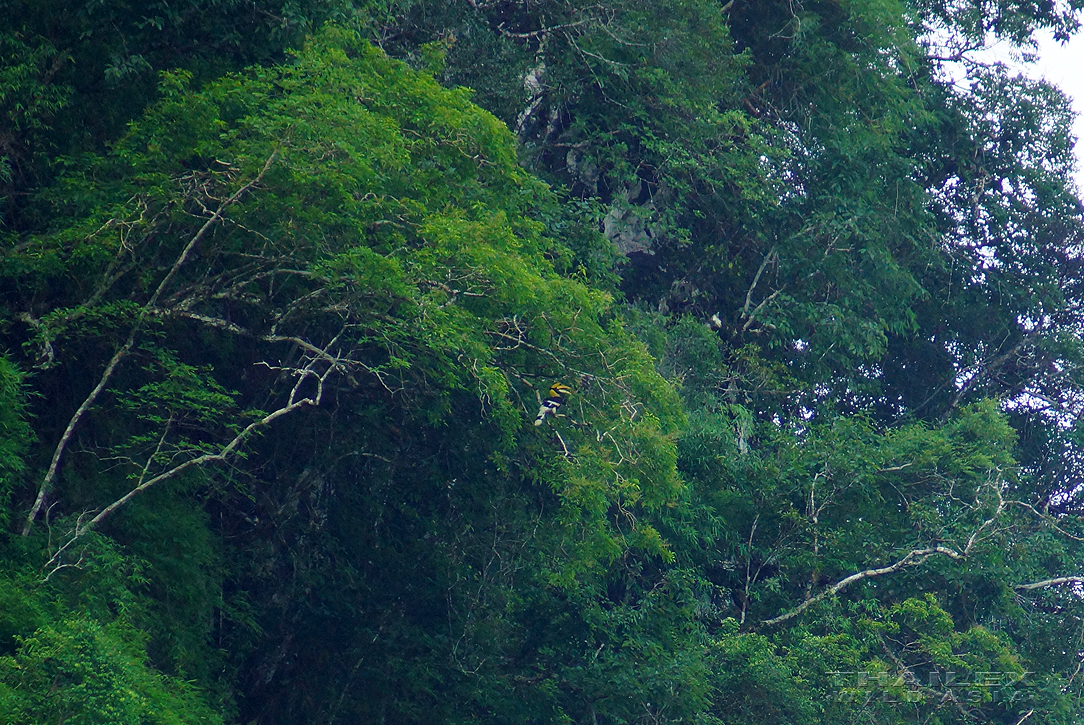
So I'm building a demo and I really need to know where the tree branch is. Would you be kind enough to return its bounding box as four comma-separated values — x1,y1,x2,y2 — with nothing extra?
1014,577,1084,592
762,476,1006,626
498,18,595,39
760,546,964,626
41,357,331,574
22,341,132,535
740,248,780,331
22,146,281,536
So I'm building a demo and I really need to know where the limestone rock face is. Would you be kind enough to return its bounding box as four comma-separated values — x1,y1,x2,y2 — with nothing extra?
603,180,663,257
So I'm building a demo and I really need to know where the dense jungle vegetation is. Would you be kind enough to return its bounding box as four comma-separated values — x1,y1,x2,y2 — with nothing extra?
4,0,1084,722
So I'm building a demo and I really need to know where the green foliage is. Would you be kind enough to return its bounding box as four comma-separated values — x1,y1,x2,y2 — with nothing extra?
0,356,30,529
3,0,1084,721
2,25,693,724
0,0,378,230
0,534,225,725
0,29,71,179
0,615,222,725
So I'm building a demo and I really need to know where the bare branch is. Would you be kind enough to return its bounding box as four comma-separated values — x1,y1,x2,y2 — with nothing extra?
1014,577,1084,592
22,341,133,535
22,145,282,536
146,146,281,312
1007,499,1084,542
554,430,571,458
160,310,353,372
42,548,89,583
740,248,779,330
40,359,331,572
876,462,914,474
41,510,93,582
740,515,760,626
962,479,1006,554
946,333,1036,413
760,546,964,626
741,289,782,332
762,475,1008,626
498,18,595,39
1014,710,1035,725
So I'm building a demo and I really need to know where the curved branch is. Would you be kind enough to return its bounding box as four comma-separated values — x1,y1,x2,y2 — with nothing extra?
760,546,963,627
1014,577,1084,592
83,380,318,532
762,476,1007,627
41,359,331,575
22,341,132,535
22,146,281,536
1007,500,1084,542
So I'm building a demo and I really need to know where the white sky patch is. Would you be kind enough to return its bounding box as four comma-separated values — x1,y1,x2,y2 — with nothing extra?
1027,30,1084,191
931,26,1084,191
998,29,1084,190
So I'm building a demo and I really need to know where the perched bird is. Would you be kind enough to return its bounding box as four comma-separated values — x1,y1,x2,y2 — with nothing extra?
534,383,572,426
